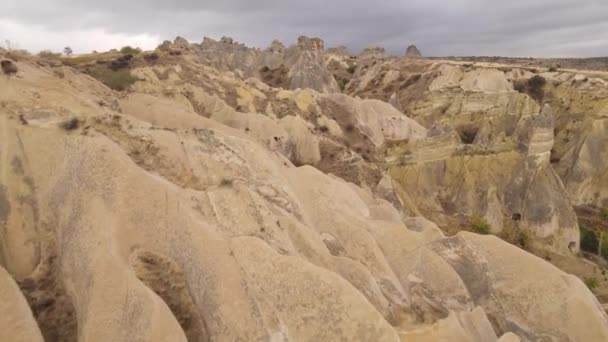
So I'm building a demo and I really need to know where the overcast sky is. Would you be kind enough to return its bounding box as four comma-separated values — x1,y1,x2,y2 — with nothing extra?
1,0,607,57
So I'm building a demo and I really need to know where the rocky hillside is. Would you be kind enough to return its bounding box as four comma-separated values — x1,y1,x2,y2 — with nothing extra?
1,38,608,342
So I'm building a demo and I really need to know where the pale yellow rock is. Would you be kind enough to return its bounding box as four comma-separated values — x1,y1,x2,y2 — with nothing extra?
399,307,498,342
429,64,464,91
328,93,427,146
460,68,513,93
497,332,521,342
0,266,44,342
317,115,343,137
2,50,608,342
280,115,321,165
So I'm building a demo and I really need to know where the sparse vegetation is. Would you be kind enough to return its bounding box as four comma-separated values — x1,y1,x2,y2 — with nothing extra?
579,223,608,258
337,78,348,91
548,67,558,72
499,226,530,250
119,46,141,55
109,54,133,70
143,53,159,62
601,207,608,221
1,60,18,76
584,276,598,291
38,50,61,59
63,46,73,56
513,75,546,102
59,51,122,67
469,214,491,235
86,66,137,91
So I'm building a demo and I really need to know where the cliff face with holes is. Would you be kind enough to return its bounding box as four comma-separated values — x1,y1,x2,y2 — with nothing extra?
1,43,608,342
342,56,608,255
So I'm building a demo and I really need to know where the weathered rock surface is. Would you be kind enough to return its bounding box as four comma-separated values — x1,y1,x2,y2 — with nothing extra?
199,36,262,78
0,266,44,342
287,36,341,93
358,61,580,254
405,44,423,58
1,45,608,342
258,39,286,70
360,46,386,59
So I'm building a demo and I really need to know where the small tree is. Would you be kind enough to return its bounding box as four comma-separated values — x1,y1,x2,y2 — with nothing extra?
64,46,73,56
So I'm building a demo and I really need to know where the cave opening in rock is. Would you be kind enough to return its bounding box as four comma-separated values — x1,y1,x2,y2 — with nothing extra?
457,126,479,144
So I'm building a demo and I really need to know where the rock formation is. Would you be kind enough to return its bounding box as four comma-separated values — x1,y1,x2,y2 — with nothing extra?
325,46,351,57
1,39,608,341
258,39,286,70
344,58,592,255
285,36,340,93
199,36,261,78
360,46,386,59
405,44,423,58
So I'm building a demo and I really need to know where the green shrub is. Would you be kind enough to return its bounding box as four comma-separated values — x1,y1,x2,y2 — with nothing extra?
580,225,599,254
528,75,546,88
119,46,141,55
584,277,598,291
601,207,608,221
337,78,348,91
600,232,608,259
513,75,546,102
470,214,491,235
87,66,137,91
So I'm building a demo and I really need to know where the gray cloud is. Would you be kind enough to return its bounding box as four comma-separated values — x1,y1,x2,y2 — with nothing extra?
1,0,607,57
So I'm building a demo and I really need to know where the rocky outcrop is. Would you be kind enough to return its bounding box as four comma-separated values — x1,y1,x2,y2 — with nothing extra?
287,36,341,93
258,39,286,70
326,46,351,57
195,36,341,93
327,93,427,146
360,46,386,59
544,72,608,207
374,62,580,254
405,44,423,58
5,47,608,341
173,36,190,49
199,36,261,78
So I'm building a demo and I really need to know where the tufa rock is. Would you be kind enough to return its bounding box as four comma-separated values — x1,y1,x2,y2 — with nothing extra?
157,40,173,51
360,47,386,59
173,36,190,48
287,36,341,93
258,40,286,70
405,44,423,58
